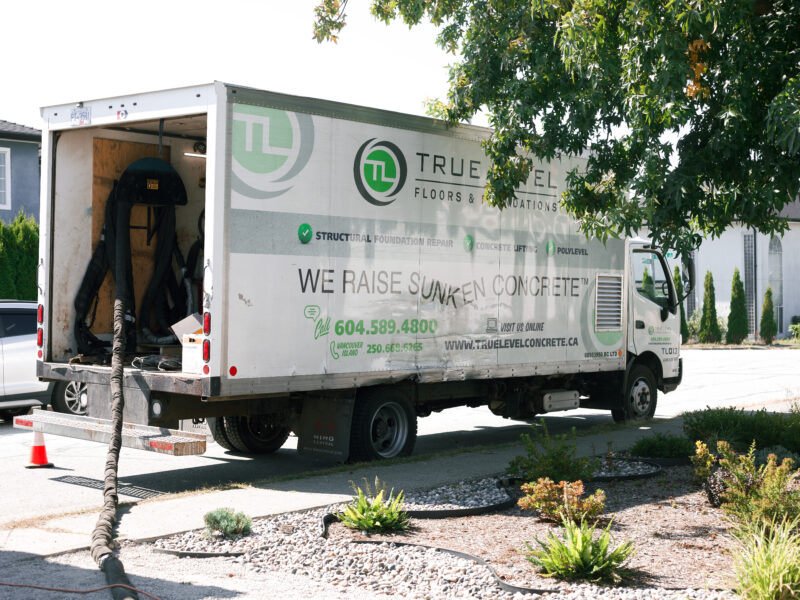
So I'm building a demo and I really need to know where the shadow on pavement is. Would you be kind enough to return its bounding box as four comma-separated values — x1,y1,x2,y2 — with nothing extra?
0,548,240,600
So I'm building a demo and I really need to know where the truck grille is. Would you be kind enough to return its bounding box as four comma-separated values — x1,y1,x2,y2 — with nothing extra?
595,274,623,330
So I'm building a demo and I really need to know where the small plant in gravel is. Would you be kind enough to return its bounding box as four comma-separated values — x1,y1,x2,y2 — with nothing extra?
518,478,605,523
507,420,599,483
203,508,252,539
628,433,694,459
336,477,410,533
524,516,635,583
731,517,800,600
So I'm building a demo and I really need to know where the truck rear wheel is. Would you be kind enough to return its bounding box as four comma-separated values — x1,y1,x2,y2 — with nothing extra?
207,417,238,452
223,415,291,454
612,364,657,422
350,391,417,462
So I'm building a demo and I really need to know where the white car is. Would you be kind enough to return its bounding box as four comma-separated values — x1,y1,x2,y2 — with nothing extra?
0,301,87,421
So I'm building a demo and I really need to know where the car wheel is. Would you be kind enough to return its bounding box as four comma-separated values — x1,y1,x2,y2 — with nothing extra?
53,381,88,416
223,415,291,454
614,365,657,422
349,390,417,462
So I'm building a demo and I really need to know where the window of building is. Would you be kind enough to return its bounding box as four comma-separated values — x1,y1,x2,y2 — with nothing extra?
768,236,783,333
0,148,10,210
743,233,755,335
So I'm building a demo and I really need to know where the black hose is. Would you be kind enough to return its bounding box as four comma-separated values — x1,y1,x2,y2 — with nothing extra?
90,197,139,600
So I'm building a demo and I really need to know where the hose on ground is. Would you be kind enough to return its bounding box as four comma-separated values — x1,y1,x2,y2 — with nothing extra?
90,194,139,600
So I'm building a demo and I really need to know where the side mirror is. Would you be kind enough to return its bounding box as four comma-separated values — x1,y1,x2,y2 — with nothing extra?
681,255,696,297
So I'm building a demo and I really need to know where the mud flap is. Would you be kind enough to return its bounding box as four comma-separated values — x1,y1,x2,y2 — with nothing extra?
296,396,354,462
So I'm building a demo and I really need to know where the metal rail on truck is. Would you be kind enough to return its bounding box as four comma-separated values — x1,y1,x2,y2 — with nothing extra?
14,409,206,456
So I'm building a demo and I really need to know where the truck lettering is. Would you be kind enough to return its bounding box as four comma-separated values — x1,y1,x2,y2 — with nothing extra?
298,268,335,294
342,270,402,295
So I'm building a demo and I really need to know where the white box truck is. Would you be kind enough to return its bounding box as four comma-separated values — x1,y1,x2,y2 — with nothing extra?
22,82,691,460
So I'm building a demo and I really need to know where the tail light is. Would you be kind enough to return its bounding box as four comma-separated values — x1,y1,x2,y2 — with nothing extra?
37,328,43,347
203,312,211,335
37,304,43,324
202,339,210,362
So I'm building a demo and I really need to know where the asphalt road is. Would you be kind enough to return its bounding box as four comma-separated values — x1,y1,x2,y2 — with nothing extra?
0,348,797,528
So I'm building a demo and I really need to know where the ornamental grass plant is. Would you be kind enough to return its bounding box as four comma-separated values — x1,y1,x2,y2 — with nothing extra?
731,517,800,600
524,516,635,584
336,477,410,533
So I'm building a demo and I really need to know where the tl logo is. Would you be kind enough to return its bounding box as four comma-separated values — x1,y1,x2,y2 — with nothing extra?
353,139,407,206
230,104,314,199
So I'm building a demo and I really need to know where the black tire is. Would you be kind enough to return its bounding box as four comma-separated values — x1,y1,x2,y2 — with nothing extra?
614,364,657,422
53,381,88,416
349,390,417,462
223,415,291,454
207,417,237,452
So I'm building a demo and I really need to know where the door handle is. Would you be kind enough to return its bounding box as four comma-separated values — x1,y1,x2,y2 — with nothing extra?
635,320,645,329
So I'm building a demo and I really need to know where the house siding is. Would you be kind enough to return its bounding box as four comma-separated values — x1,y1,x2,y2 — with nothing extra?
0,139,40,222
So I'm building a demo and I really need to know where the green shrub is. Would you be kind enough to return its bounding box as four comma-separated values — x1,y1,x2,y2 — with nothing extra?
12,211,39,301
628,432,694,459
698,271,722,343
760,287,778,345
518,479,605,523
726,268,749,344
507,420,599,483
754,446,800,467
732,518,800,600
524,516,635,583
693,441,800,526
203,508,252,538
336,477,410,533
682,406,800,454
790,323,800,341
0,222,19,299
673,265,690,343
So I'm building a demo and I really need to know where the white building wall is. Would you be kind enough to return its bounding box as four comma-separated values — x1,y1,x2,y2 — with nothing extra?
692,223,800,337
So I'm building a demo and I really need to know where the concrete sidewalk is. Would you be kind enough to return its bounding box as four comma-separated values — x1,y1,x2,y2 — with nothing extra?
1,417,686,558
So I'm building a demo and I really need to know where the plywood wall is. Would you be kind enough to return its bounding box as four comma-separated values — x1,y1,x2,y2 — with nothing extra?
91,138,171,334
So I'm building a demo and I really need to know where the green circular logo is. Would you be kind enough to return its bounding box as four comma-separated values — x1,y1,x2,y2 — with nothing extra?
463,234,474,252
298,223,313,244
354,139,407,206
545,240,557,256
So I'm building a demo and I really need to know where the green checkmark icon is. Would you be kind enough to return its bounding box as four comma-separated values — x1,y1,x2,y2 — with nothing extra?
298,223,312,244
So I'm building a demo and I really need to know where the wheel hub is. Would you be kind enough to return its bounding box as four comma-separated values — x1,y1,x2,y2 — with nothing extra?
630,379,651,415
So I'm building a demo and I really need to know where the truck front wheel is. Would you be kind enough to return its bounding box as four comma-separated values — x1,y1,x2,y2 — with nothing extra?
223,415,291,454
350,391,417,462
612,365,657,422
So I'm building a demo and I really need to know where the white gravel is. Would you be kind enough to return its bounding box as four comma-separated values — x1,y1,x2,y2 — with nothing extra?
593,458,660,479
147,477,735,600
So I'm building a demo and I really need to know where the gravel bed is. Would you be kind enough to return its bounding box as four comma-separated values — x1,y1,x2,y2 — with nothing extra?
403,477,510,510
152,476,735,600
593,458,660,479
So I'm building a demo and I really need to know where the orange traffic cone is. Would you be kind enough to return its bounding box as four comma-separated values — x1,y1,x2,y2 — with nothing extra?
26,430,53,469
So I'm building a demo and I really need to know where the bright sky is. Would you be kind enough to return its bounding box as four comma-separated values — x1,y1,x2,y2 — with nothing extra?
1,0,459,129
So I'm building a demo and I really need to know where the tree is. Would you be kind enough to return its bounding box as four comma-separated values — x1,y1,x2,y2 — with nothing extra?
726,268,748,344
641,267,655,302
673,265,689,344
698,271,721,343
760,286,778,345
315,1,800,256
12,211,39,301
0,222,19,299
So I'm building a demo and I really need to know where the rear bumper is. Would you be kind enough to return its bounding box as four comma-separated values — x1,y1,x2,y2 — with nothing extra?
38,361,219,397
662,358,683,393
